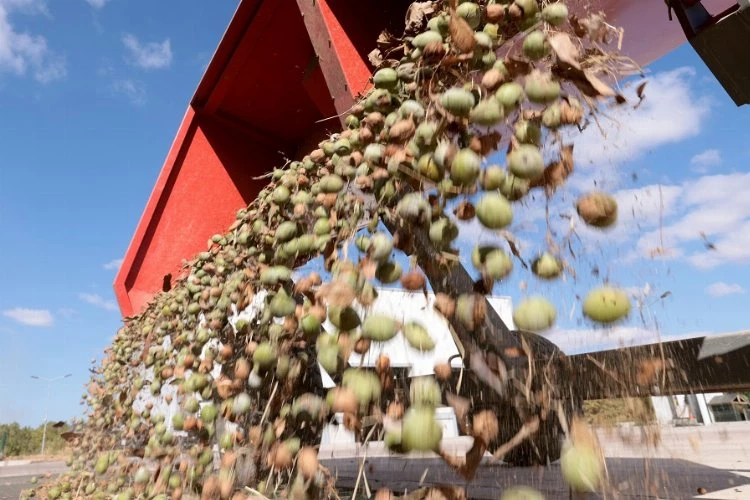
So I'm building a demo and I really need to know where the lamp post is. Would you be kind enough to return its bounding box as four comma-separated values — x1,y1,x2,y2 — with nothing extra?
30,373,72,455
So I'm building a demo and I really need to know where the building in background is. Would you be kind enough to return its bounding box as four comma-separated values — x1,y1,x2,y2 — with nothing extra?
707,393,750,422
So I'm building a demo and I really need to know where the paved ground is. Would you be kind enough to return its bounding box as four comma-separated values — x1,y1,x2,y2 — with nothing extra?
0,423,747,498
0,460,67,499
320,422,750,499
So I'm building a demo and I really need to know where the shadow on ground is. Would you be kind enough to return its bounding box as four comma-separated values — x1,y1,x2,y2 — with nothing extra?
323,456,750,498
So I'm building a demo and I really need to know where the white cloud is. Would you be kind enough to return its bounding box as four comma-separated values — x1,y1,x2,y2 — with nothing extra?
0,0,67,83
690,149,722,173
633,173,750,266
79,293,117,311
544,326,707,355
705,282,745,297
2,307,53,327
84,0,109,8
111,78,146,105
122,34,172,70
0,0,48,15
567,67,710,190
687,220,750,269
103,258,124,271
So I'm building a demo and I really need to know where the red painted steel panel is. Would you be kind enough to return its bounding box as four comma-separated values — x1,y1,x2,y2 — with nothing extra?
115,111,278,316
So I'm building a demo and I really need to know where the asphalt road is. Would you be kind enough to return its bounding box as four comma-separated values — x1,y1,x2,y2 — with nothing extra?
321,423,750,499
0,461,68,500
0,424,748,499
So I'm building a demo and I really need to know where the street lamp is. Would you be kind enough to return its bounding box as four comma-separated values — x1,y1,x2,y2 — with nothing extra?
30,373,72,455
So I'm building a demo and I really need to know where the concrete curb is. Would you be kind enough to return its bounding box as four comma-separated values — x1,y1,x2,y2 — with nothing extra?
0,460,32,467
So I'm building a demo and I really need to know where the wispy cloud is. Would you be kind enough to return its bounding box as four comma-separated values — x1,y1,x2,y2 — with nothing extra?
79,293,117,311
705,282,745,297
2,307,53,327
111,78,146,106
565,67,710,191
122,34,172,70
57,308,77,319
103,258,124,271
0,0,67,83
690,149,722,173
84,0,109,8
632,172,750,267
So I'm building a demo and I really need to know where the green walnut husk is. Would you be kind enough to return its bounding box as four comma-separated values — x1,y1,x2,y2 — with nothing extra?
472,246,513,280
401,408,443,452
560,443,604,492
409,376,442,409
373,68,398,90
361,314,399,342
470,99,504,126
532,252,562,280
507,144,544,180
342,369,382,409
523,31,549,60
495,82,524,109
542,3,569,26
413,30,444,49
456,2,482,29
403,322,435,351
450,148,482,187
582,286,631,324
476,193,513,229
441,87,476,117
513,297,556,332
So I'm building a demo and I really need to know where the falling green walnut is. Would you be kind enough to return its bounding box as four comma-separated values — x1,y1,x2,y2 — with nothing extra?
583,286,631,324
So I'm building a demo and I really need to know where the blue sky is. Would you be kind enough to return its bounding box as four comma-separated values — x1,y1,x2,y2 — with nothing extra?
1,1,749,427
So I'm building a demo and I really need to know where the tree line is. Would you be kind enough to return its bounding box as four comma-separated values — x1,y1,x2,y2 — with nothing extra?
0,422,70,458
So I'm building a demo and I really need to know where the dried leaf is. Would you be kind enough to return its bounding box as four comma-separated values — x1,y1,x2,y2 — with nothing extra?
502,232,528,269
60,431,82,442
454,200,475,220
477,131,502,156
636,81,647,99
503,57,532,79
405,1,437,35
449,0,475,54
583,69,616,97
491,417,540,461
449,16,476,53
530,144,575,192
553,63,619,99
368,48,384,68
548,33,580,69
445,393,470,433
376,30,400,52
